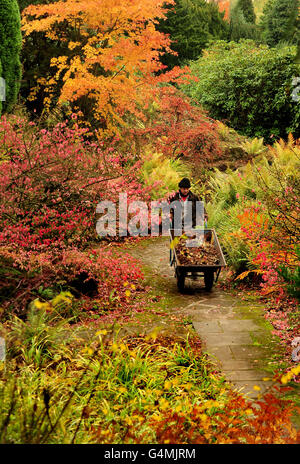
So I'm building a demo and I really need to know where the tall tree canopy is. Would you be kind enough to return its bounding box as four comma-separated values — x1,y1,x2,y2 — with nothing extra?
0,0,22,114
22,0,191,137
234,0,256,24
259,0,299,47
157,0,229,69
229,0,259,41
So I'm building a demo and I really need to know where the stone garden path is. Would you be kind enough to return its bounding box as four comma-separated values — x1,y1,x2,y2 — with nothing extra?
128,237,275,399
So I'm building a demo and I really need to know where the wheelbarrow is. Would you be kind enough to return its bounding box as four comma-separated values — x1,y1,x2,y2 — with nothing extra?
169,228,227,292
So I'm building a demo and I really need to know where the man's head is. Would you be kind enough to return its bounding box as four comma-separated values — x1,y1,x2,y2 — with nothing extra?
178,178,191,197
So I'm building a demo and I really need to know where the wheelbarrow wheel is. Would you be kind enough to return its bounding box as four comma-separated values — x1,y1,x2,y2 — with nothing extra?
176,270,185,292
204,270,214,291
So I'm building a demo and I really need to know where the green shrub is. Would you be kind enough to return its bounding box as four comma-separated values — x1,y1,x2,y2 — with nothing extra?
181,40,300,142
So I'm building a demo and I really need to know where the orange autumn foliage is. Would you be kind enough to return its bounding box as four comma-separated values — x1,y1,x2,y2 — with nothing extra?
22,0,192,138
207,0,230,21
217,0,230,20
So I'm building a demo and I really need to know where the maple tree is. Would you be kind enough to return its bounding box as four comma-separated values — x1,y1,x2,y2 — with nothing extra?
218,1,231,21
21,0,191,138
128,86,222,165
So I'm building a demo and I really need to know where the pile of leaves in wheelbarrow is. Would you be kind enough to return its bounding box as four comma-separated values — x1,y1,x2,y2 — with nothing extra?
175,233,220,266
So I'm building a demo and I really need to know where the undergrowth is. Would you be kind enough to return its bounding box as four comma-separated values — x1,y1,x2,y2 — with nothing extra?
0,309,299,444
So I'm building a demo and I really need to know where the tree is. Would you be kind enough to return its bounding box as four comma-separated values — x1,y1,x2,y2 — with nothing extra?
259,0,299,47
0,0,22,113
181,40,300,142
234,0,256,24
17,0,55,11
229,0,259,41
156,0,229,69
22,0,191,137
229,7,259,41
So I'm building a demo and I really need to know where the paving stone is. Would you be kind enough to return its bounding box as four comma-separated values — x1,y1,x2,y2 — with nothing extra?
192,309,238,321
203,332,253,346
230,345,268,360
222,369,267,382
198,300,236,309
218,319,264,332
192,321,223,333
202,345,234,361
219,359,258,371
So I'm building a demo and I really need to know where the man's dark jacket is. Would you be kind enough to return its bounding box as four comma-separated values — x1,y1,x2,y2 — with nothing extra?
168,191,207,228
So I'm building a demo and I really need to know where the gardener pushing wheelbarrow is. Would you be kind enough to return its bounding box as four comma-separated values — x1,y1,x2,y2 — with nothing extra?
168,178,226,291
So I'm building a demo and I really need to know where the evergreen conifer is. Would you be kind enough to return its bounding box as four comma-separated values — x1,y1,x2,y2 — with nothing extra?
0,0,22,113
260,0,299,47
157,0,229,69
234,0,256,24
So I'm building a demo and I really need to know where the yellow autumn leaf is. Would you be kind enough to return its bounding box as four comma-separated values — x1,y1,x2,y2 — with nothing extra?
51,291,73,307
159,398,169,411
118,386,127,394
96,329,108,336
145,327,161,341
33,299,52,311
183,383,192,391
124,417,133,425
82,346,93,356
164,380,172,390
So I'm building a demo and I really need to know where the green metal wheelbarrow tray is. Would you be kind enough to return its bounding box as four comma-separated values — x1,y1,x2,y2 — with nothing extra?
169,228,227,292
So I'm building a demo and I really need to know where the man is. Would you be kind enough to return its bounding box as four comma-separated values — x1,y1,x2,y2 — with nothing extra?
168,178,209,281
168,178,208,230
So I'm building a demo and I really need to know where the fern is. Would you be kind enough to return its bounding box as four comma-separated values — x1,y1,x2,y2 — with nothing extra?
277,246,300,303
241,137,266,155
140,149,190,199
